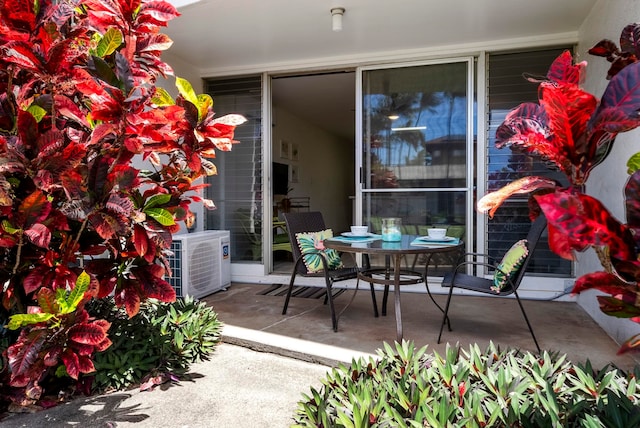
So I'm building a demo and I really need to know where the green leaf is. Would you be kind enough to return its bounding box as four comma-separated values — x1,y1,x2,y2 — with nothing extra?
152,87,175,106
7,312,55,329
175,77,198,108
2,220,21,234
145,208,175,226
96,28,123,57
26,105,47,122
627,153,640,175
144,193,172,210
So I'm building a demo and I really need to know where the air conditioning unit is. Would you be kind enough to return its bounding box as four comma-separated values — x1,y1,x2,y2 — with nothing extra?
167,230,231,299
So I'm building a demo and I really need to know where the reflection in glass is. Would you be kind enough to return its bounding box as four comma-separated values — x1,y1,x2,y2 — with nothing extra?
362,62,468,190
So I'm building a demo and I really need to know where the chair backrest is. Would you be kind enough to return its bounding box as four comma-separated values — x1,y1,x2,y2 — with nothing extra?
283,211,327,275
508,214,548,291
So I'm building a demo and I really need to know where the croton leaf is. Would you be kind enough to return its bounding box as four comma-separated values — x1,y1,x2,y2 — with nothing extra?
175,77,199,111
115,286,141,318
24,223,51,248
572,271,638,298
95,27,123,57
617,334,640,354
43,346,62,367
144,207,175,226
19,191,50,229
546,50,586,85
137,1,179,24
77,355,96,374
61,348,80,380
596,295,640,320
1,41,43,72
37,287,58,314
477,176,557,218
133,224,149,257
624,170,640,242
68,322,108,345
8,329,48,386
590,61,640,134
627,152,640,174
536,190,636,261
7,312,55,330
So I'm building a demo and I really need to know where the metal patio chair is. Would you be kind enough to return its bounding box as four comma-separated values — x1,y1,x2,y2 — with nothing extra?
281,211,378,331
438,214,547,352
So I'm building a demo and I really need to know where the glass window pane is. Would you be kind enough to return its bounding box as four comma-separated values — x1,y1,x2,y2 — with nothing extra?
203,76,263,263
363,63,468,189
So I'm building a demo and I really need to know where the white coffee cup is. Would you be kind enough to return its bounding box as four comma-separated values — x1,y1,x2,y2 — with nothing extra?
427,228,447,239
350,225,368,236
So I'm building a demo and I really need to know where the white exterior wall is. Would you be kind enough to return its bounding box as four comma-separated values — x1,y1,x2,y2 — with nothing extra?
576,0,640,347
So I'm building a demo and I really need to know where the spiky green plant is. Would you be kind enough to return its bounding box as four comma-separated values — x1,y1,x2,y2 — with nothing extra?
293,341,640,427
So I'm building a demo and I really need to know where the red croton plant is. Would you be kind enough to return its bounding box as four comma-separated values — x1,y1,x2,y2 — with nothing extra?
0,0,244,406
479,23,640,354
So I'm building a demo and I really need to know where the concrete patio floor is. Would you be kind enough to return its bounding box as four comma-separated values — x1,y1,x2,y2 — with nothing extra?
203,282,639,371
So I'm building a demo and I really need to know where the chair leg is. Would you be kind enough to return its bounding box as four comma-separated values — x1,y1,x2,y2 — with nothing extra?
324,278,338,332
514,291,541,353
369,282,379,317
438,285,455,344
282,270,298,315
283,259,304,315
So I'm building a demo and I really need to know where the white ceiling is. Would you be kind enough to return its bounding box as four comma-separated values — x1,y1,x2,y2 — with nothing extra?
164,0,597,139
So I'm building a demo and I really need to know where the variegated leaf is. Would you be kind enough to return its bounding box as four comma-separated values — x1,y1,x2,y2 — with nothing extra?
477,177,557,218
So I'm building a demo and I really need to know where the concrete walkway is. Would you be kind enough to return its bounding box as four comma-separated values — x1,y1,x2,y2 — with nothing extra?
1,339,333,428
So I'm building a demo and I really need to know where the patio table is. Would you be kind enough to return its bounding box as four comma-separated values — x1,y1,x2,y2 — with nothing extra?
324,234,463,342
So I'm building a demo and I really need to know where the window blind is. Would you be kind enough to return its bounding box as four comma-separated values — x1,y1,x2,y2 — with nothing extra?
486,48,572,276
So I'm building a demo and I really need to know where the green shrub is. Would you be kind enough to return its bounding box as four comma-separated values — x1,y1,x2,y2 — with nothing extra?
87,296,222,393
293,341,640,427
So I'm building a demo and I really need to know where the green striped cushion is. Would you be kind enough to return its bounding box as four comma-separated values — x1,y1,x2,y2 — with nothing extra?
492,239,528,293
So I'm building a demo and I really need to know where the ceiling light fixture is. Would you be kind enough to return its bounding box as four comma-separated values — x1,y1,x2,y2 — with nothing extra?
388,114,400,120
331,7,345,32
391,126,427,132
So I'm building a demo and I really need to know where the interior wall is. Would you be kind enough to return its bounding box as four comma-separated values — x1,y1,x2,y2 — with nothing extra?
272,106,354,233
576,0,640,349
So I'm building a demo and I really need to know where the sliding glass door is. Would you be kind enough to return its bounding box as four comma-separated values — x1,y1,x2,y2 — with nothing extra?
358,59,475,269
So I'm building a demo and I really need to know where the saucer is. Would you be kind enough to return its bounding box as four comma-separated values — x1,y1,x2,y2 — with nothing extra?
341,232,375,238
417,236,456,242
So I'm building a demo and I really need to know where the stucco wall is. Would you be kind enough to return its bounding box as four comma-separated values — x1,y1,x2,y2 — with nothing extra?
576,0,640,348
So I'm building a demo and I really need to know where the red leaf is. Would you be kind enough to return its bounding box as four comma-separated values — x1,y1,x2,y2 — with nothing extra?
23,268,45,295
95,337,113,352
19,190,51,227
43,346,62,367
24,223,51,248
136,1,179,24
54,95,90,128
546,50,586,85
1,41,42,72
536,190,636,261
133,224,149,257
61,349,79,380
617,334,640,354
115,287,141,318
8,329,47,386
572,271,632,295
77,355,96,374
68,322,108,345
88,211,120,239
